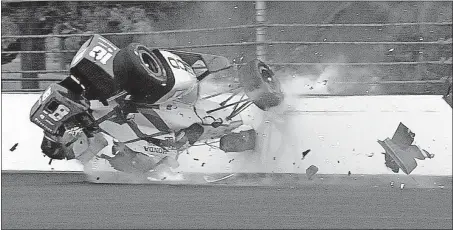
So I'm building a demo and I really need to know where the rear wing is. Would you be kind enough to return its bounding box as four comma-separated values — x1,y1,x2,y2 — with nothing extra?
166,50,231,81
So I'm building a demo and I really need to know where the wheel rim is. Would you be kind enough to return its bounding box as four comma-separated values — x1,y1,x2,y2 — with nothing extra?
259,65,278,90
139,50,166,82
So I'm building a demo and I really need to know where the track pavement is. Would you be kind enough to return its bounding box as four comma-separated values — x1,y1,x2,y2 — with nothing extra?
1,172,452,229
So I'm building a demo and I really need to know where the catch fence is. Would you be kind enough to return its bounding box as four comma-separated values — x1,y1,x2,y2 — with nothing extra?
2,9,452,95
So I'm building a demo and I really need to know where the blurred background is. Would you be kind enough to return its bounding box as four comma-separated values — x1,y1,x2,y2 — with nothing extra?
1,1,452,95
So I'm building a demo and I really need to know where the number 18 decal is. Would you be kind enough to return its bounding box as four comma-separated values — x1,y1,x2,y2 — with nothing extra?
89,46,113,65
48,104,71,122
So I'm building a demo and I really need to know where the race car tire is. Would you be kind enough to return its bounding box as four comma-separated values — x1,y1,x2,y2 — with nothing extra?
238,59,284,110
113,43,175,102
70,57,120,101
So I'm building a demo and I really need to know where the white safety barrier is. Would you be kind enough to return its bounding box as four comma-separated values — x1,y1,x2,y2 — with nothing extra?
248,95,452,175
1,93,451,175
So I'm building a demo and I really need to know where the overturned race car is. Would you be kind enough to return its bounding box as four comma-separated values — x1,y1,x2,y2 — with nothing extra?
29,35,284,180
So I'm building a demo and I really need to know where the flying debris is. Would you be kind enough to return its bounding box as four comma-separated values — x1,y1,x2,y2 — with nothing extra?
301,149,311,160
382,152,400,173
378,122,434,175
204,174,235,183
306,165,319,180
9,143,18,152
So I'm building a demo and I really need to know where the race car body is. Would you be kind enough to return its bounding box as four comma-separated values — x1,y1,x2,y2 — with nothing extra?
30,35,284,177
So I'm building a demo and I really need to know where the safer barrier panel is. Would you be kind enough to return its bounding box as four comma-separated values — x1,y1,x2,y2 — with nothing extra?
1,93,451,175
249,95,452,175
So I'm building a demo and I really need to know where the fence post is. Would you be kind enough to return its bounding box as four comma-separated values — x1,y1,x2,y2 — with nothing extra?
255,0,267,62
19,2,46,90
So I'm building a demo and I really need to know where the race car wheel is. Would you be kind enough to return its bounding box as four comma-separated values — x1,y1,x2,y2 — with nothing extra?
113,43,175,101
239,59,284,110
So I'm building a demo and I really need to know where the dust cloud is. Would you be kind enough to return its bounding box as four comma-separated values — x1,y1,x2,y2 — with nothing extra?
231,60,380,176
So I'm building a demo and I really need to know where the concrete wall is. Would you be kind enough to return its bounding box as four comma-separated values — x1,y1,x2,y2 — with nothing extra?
1,93,451,175
247,95,452,175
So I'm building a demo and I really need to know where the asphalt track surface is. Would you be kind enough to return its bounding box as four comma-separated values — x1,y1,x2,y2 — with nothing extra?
2,172,452,229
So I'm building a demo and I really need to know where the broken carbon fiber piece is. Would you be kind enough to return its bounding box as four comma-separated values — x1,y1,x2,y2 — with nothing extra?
306,165,319,180
378,122,434,175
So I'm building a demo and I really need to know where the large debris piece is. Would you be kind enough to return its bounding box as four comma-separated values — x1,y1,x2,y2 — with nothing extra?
306,165,319,180
378,122,434,175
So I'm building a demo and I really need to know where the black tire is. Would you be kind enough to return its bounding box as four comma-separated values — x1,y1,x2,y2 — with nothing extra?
239,59,284,110
70,59,119,101
113,43,175,102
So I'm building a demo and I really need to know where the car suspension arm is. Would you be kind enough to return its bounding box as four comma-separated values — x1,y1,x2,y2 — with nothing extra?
226,101,253,121
201,86,242,100
206,99,250,114
219,90,241,106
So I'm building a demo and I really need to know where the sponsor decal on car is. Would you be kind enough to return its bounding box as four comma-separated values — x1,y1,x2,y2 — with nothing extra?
98,37,118,51
34,117,53,133
143,145,166,154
